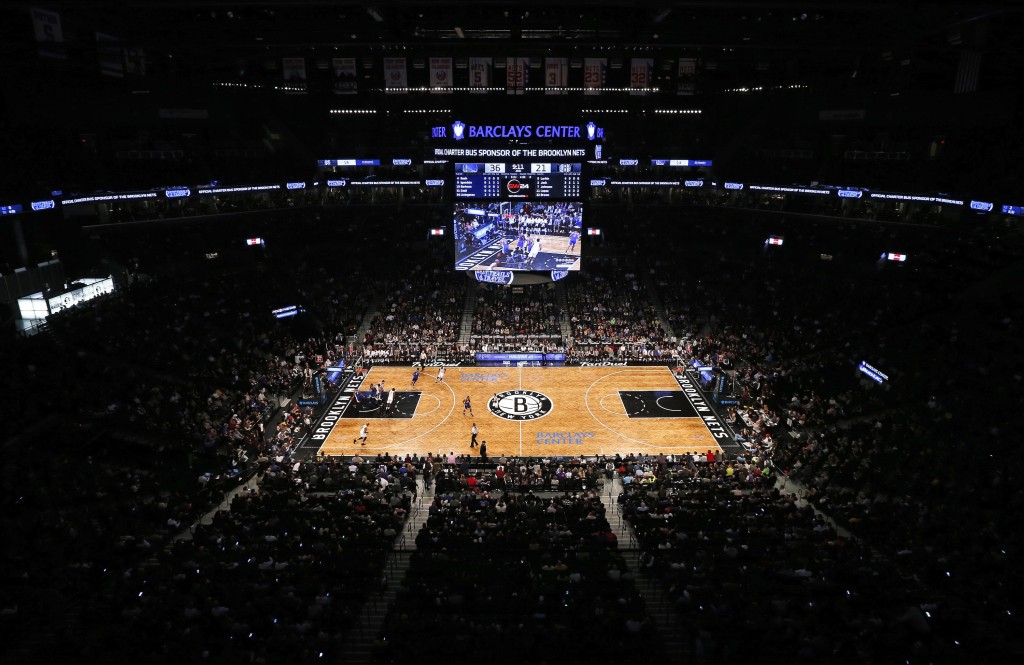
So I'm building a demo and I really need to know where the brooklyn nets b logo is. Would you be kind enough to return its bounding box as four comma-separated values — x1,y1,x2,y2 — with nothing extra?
489,390,553,421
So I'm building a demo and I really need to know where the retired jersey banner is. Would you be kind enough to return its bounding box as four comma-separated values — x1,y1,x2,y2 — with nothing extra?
506,57,528,95
469,57,492,93
677,57,697,96
31,7,65,59
383,57,408,93
429,57,453,92
282,57,307,82
332,57,358,94
545,57,568,95
630,58,654,95
583,58,607,95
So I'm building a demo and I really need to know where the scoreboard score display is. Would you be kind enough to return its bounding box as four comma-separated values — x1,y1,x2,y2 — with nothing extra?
455,162,582,200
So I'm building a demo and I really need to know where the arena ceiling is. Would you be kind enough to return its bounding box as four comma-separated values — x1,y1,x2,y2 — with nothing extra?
2,1,1022,87
2,1,1010,47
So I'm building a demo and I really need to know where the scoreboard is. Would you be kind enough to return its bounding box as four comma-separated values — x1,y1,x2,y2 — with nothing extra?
455,162,581,200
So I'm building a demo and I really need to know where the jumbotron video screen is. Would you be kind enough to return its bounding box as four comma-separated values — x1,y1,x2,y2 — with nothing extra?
453,202,583,272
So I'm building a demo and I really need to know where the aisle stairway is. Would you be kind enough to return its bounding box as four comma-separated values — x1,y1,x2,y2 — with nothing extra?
554,281,573,342
624,549,691,661
350,293,383,350
339,474,692,663
596,474,689,662
338,479,430,664
458,281,477,345
337,550,413,664
643,269,676,340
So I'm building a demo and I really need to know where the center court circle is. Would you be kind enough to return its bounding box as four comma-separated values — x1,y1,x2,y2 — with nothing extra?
488,389,553,421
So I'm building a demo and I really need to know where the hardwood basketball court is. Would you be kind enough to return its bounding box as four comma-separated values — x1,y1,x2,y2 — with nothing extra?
316,366,726,458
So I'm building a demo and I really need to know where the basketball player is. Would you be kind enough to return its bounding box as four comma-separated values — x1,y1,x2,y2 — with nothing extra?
489,251,506,270
435,366,446,383
354,422,369,446
411,369,420,388
527,237,542,268
568,230,579,254
386,387,396,415
463,395,473,417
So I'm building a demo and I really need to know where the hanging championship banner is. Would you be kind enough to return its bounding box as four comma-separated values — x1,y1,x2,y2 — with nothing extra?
383,57,408,93
282,57,307,82
545,57,568,95
583,57,606,95
332,57,358,94
96,33,123,78
124,47,146,76
629,58,653,95
429,57,453,93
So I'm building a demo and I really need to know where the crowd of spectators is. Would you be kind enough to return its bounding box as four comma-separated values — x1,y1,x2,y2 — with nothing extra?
375,488,663,662
628,211,1024,659
66,456,412,663
470,283,564,352
361,264,468,364
3,202,1023,661
430,455,608,494
1,213,387,661
44,273,330,456
564,257,673,362
618,452,944,661
1,433,220,663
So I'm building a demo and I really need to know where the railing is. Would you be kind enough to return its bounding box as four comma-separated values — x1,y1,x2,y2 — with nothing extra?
612,502,638,549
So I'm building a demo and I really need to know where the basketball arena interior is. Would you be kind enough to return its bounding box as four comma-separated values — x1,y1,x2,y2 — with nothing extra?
1,2,1023,663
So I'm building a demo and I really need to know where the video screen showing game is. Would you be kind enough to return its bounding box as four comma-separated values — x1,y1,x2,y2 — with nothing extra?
453,201,583,272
